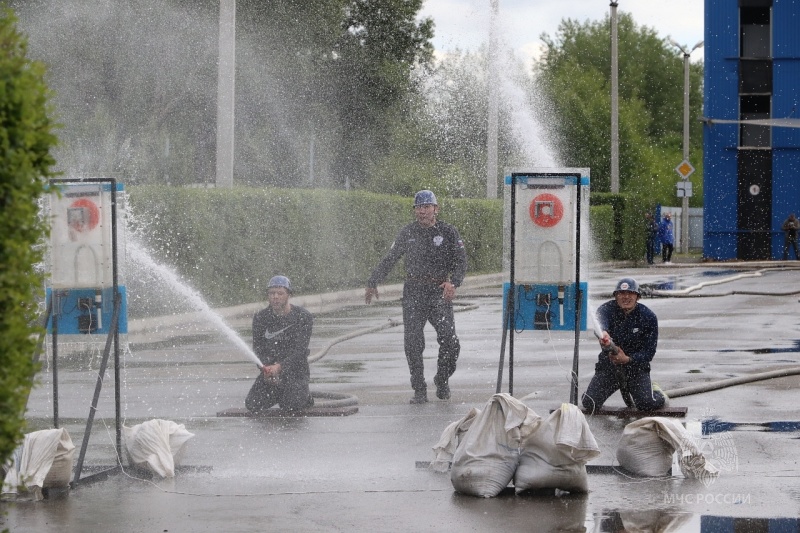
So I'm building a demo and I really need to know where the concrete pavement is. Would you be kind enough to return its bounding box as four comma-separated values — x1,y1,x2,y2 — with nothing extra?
4,262,800,532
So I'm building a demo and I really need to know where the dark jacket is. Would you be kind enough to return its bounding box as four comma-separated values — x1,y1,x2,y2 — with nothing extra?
595,299,658,371
252,305,313,379
782,216,799,240
368,220,467,288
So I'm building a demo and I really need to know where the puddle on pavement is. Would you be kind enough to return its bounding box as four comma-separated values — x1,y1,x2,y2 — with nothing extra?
640,270,748,293
591,511,800,532
700,339,800,356
702,418,800,435
316,360,365,373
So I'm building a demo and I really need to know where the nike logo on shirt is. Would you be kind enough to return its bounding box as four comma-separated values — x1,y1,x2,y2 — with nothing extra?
264,325,293,339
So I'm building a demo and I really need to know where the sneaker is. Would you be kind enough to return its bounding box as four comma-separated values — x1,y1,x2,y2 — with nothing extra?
652,382,670,408
410,391,428,404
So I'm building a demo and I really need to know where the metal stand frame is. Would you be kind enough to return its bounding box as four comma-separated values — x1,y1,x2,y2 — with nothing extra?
46,177,123,486
496,172,584,404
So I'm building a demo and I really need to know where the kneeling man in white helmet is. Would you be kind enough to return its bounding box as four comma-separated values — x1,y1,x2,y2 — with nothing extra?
582,277,668,413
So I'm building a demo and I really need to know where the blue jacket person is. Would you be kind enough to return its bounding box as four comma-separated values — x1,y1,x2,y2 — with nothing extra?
581,278,667,413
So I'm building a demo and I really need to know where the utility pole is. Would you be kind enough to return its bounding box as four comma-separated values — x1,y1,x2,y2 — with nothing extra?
668,37,703,254
487,0,499,199
610,2,619,193
216,0,236,188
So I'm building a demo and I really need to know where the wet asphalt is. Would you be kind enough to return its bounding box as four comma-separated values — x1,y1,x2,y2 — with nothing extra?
3,261,800,532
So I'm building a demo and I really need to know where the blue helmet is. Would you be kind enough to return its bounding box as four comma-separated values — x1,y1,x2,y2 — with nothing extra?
613,277,640,295
267,275,292,293
414,189,438,207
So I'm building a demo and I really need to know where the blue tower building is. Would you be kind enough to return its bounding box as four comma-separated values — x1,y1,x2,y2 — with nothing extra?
703,0,800,260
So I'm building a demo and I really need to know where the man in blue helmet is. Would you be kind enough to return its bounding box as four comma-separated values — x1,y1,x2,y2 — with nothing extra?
246,275,314,412
581,277,667,413
365,190,467,404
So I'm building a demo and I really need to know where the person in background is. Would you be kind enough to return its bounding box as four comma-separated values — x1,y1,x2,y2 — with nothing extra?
644,212,659,265
246,275,314,412
781,213,800,260
365,190,467,404
581,277,667,413
659,213,675,264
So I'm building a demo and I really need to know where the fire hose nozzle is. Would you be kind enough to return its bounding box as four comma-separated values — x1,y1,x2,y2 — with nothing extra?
594,331,619,355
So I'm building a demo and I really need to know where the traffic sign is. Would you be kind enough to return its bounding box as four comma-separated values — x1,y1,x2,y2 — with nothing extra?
676,181,693,197
675,160,695,179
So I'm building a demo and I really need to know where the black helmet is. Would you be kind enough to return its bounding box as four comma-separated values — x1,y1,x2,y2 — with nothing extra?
613,277,640,295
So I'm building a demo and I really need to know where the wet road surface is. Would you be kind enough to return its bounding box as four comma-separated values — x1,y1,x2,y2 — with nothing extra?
4,262,800,532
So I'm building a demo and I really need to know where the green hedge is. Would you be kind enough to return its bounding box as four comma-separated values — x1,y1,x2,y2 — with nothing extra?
127,187,504,306
590,192,651,261
0,9,58,466
127,187,639,310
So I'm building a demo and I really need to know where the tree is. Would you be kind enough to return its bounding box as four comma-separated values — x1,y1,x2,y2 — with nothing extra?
0,8,58,466
323,0,434,188
535,12,703,203
12,0,436,190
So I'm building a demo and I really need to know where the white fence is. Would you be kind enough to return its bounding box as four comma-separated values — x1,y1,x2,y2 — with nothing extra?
660,207,703,251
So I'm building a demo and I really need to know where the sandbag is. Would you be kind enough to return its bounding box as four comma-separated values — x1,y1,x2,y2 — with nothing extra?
431,407,480,472
2,428,75,501
514,403,600,493
123,419,194,478
450,394,540,498
616,417,718,480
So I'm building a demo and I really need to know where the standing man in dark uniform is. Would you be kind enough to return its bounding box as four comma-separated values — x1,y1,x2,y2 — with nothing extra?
644,212,658,265
781,213,800,260
246,275,314,412
365,190,467,404
581,278,667,413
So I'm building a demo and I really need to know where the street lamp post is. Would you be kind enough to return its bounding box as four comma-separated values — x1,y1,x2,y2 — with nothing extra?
610,2,619,193
668,37,703,254
487,0,499,199
216,0,236,188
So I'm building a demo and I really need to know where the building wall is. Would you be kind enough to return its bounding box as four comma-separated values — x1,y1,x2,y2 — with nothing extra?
703,0,800,260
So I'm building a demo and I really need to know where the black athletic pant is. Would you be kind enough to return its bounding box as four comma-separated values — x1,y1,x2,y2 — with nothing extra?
245,372,313,411
402,282,460,394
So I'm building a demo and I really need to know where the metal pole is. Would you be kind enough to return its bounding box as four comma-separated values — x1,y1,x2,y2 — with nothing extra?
610,2,619,193
110,179,122,459
508,176,516,395
680,51,691,254
52,293,59,429
570,180,583,405
216,0,236,188
497,175,516,393
309,136,315,186
73,295,121,486
486,0,499,199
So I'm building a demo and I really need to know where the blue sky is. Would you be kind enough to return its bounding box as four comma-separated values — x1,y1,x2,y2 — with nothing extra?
418,0,705,65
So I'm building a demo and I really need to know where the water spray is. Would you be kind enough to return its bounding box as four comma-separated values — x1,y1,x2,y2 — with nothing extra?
127,240,263,369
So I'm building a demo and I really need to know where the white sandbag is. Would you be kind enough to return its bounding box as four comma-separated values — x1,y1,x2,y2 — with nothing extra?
2,428,75,500
514,403,601,493
450,394,541,498
431,407,480,472
123,419,194,478
616,417,718,480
